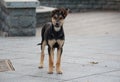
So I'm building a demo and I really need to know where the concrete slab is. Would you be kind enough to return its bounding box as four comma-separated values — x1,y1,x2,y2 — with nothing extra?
0,12,120,82
2,0,39,8
64,73,120,82
36,6,56,13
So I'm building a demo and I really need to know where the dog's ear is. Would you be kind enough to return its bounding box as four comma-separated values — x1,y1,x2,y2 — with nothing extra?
65,8,70,14
63,8,70,18
51,9,57,17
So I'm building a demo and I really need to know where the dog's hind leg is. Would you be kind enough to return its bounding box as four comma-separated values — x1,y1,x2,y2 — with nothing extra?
39,41,46,68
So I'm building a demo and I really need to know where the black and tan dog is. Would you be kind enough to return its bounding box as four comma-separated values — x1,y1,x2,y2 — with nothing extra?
38,8,69,74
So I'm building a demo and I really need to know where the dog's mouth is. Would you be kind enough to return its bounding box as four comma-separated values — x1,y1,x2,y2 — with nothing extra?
54,23,60,27
55,25,60,27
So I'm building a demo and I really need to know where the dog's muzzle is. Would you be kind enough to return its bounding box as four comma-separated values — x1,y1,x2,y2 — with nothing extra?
55,23,60,27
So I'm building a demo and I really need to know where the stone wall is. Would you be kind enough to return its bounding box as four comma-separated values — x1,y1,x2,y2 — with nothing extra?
7,8,36,36
39,0,120,12
0,1,9,35
0,0,39,36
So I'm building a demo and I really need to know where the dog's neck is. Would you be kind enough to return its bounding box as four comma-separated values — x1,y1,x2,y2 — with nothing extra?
52,24,63,32
50,24,64,40
54,26,61,32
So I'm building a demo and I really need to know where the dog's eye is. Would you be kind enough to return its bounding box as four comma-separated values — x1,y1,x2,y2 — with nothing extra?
54,16,57,19
59,17,63,20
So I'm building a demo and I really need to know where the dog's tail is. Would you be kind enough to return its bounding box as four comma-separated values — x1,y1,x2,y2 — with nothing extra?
37,43,42,45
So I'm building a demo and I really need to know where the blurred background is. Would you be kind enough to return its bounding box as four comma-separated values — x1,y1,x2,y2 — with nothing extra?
39,0,120,12
0,0,120,36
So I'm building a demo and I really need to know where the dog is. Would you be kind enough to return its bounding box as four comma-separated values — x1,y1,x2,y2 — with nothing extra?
38,8,69,74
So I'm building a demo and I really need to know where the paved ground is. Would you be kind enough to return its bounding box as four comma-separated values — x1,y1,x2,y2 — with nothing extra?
0,11,120,82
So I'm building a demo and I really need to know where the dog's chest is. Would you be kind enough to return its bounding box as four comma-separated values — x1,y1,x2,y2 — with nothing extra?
48,39,64,48
49,32,64,40
47,26,65,40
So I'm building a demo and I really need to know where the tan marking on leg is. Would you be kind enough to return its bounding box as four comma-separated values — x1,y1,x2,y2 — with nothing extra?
39,41,46,68
48,48,54,74
48,39,56,67
57,40,64,48
48,40,56,74
56,40,64,74
48,39,56,47
56,48,62,74
53,48,55,68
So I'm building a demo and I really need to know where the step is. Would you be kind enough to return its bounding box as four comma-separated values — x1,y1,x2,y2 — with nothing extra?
36,6,56,27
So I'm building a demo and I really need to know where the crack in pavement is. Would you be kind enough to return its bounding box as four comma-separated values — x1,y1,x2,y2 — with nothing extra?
62,69,120,82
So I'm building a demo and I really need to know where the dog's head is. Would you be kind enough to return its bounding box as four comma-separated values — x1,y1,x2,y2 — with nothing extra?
51,8,69,28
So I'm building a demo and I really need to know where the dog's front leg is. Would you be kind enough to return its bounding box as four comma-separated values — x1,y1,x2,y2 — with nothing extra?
56,48,63,74
48,47,54,74
48,40,56,74
56,40,64,74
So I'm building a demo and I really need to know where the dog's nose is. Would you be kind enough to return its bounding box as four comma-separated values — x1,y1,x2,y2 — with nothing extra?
55,23,59,27
56,23,59,25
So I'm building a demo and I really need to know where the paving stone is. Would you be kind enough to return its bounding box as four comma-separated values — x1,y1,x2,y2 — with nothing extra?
0,12,120,82
64,73,120,82
0,75,61,82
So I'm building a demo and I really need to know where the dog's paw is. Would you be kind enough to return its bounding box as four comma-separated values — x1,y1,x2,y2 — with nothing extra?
38,66,43,69
48,71,53,74
56,70,63,74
